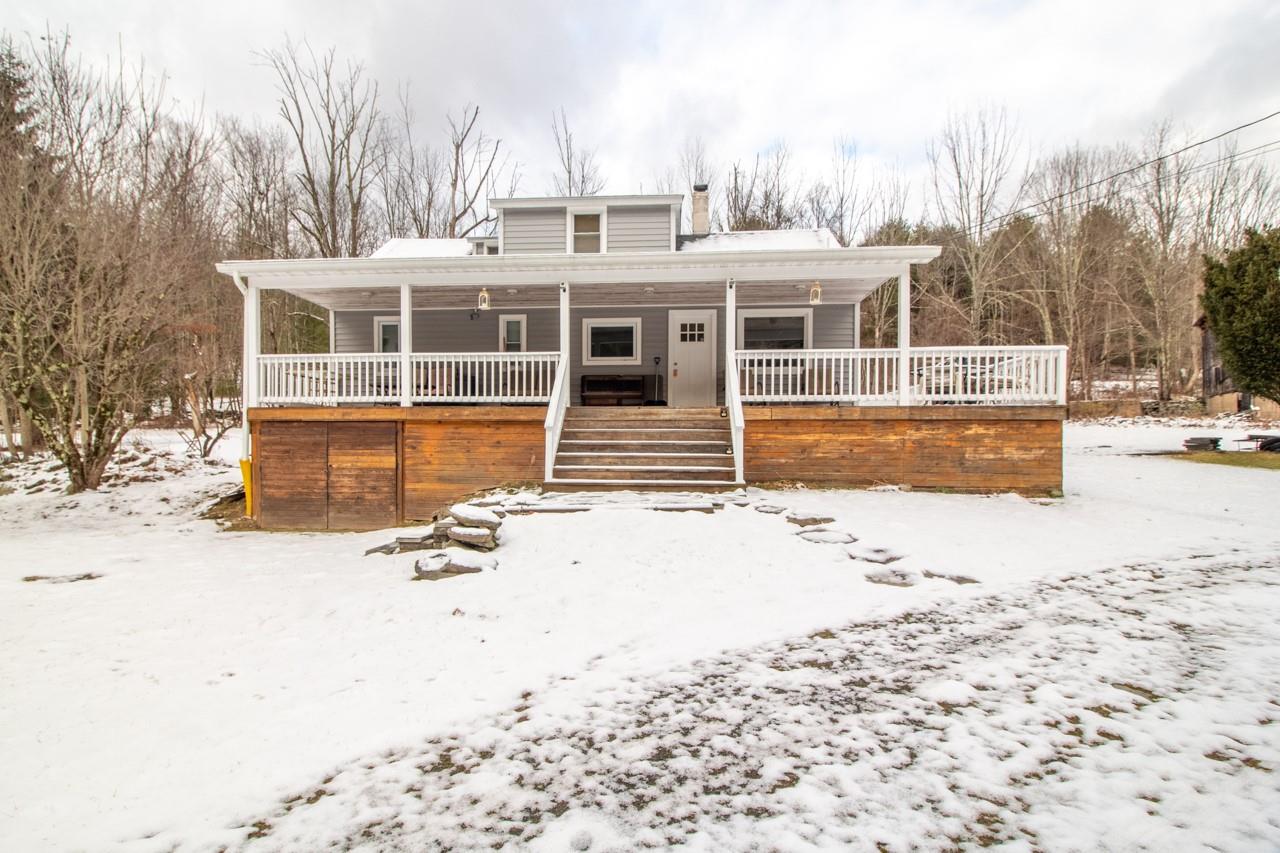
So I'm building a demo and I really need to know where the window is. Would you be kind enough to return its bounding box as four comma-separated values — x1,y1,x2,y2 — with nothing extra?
737,309,812,350
374,317,400,353
573,213,602,253
582,318,642,365
498,314,527,353
678,321,706,343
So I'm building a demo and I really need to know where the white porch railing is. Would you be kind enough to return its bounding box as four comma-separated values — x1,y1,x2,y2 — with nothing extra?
410,352,560,403
258,353,401,405
909,346,1068,404
543,356,571,480
735,348,901,403
735,345,1067,405
256,352,560,406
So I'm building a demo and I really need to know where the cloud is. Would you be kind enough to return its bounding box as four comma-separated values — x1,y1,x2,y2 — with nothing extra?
5,0,1275,211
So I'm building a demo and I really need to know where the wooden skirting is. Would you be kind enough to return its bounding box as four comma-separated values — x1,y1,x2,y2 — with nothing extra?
248,404,1065,530
249,406,544,530
742,405,1064,494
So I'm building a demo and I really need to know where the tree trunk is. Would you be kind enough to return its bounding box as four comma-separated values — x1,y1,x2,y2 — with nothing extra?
0,393,13,460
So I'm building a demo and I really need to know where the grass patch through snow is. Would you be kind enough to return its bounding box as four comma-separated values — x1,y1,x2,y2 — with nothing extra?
1172,451,1280,471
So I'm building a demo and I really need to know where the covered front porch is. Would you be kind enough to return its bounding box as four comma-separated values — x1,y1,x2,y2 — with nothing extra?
218,247,1068,524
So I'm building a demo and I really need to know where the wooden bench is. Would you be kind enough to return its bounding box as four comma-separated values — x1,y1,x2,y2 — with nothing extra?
580,374,647,406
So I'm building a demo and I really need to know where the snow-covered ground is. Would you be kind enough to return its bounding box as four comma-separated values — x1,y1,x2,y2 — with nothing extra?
1,419,1278,851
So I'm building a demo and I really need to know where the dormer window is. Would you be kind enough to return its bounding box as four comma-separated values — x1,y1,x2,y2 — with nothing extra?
573,213,601,253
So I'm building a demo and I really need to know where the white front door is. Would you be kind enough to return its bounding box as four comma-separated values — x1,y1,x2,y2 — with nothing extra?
668,309,717,407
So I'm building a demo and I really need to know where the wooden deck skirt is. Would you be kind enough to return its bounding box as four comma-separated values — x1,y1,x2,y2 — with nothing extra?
247,405,1064,530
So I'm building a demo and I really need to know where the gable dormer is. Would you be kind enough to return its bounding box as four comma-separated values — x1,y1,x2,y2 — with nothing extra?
492,194,682,255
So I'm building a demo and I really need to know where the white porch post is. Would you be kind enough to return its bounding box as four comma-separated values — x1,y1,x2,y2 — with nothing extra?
897,268,911,406
240,278,259,459
399,283,413,407
852,301,861,348
724,276,736,387
559,280,570,360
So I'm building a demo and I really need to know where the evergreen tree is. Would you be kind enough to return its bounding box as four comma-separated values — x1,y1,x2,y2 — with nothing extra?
1201,229,1280,404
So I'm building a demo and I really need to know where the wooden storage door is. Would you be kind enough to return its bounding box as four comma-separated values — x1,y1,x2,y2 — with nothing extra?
326,422,398,530
257,422,329,530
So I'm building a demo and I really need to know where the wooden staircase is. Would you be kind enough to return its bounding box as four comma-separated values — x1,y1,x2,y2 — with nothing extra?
548,407,739,489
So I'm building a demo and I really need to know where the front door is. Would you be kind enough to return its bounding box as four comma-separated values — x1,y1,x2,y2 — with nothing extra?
668,309,717,407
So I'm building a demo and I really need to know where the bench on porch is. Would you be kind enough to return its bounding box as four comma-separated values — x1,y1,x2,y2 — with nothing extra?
580,374,650,406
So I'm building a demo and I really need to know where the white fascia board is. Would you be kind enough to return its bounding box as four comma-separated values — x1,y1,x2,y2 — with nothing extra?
214,245,941,290
489,194,684,211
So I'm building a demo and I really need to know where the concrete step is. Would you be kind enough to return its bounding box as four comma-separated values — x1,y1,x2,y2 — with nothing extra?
546,479,740,491
561,428,730,443
556,452,733,466
558,440,732,454
552,466,735,482
565,406,723,420
563,417,730,431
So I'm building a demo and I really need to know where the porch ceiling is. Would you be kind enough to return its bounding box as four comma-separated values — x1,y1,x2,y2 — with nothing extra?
285,277,894,311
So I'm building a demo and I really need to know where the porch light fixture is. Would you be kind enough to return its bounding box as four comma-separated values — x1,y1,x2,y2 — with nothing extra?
477,287,491,311
809,280,823,305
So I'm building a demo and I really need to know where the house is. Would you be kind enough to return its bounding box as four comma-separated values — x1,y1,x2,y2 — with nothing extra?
1195,316,1280,418
216,186,1067,530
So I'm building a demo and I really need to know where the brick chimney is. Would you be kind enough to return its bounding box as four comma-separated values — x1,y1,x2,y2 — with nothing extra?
691,183,710,236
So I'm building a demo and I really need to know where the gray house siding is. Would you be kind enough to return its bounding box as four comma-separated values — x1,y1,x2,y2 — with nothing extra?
502,208,565,254
333,309,558,354
605,205,671,253
332,302,857,406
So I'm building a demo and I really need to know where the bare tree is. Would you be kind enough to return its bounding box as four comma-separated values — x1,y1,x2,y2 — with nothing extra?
550,107,603,196
0,33,186,490
379,88,447,238
928,107,1031,343
262,40,384,257
806,137,872,246
725,144,799,231
445,104,509,237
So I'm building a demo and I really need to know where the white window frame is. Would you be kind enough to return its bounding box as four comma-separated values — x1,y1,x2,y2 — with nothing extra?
498,314,527,353
582,317,642,365
736,308,813,350
373,315,401,353
566,207,607,254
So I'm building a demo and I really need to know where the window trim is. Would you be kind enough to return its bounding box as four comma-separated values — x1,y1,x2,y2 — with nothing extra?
582,317,642,365
736,308,813,350
567,207,607,254
498,314,528,353
373,315,401,354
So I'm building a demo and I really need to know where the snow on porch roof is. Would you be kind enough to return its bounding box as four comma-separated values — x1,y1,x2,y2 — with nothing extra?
678,228,840,253
369,238,475,258
215,244,942,294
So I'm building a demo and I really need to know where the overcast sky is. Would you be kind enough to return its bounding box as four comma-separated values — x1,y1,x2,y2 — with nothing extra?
5,0,1278,214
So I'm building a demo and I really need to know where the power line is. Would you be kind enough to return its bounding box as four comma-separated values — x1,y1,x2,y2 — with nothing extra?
961,108,1280,238
1024,137,1280,223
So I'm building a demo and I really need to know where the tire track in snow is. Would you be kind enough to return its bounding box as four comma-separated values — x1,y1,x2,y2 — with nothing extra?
221,553,1280,852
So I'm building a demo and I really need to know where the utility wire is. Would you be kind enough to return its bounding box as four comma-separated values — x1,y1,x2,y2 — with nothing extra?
959,108,1280,238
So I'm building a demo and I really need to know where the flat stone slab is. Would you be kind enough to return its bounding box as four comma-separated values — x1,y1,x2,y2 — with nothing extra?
413,548,498,580
797,529,857,545
847,544,905,564
448,525,497,549
865,567,921,587
787,514,835,527
923,570,980,585
752,504,787,515
449,503,502,531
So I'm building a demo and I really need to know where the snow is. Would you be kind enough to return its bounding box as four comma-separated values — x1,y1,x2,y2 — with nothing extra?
2,420,1279,850
678,228,839,253
448,502,502,527
368,238,475,259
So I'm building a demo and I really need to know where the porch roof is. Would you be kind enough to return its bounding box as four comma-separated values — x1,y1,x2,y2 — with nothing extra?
215,244,941,311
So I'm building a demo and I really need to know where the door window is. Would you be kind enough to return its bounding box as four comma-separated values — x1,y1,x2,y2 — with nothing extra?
499,315,527,353
375,318,400,353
